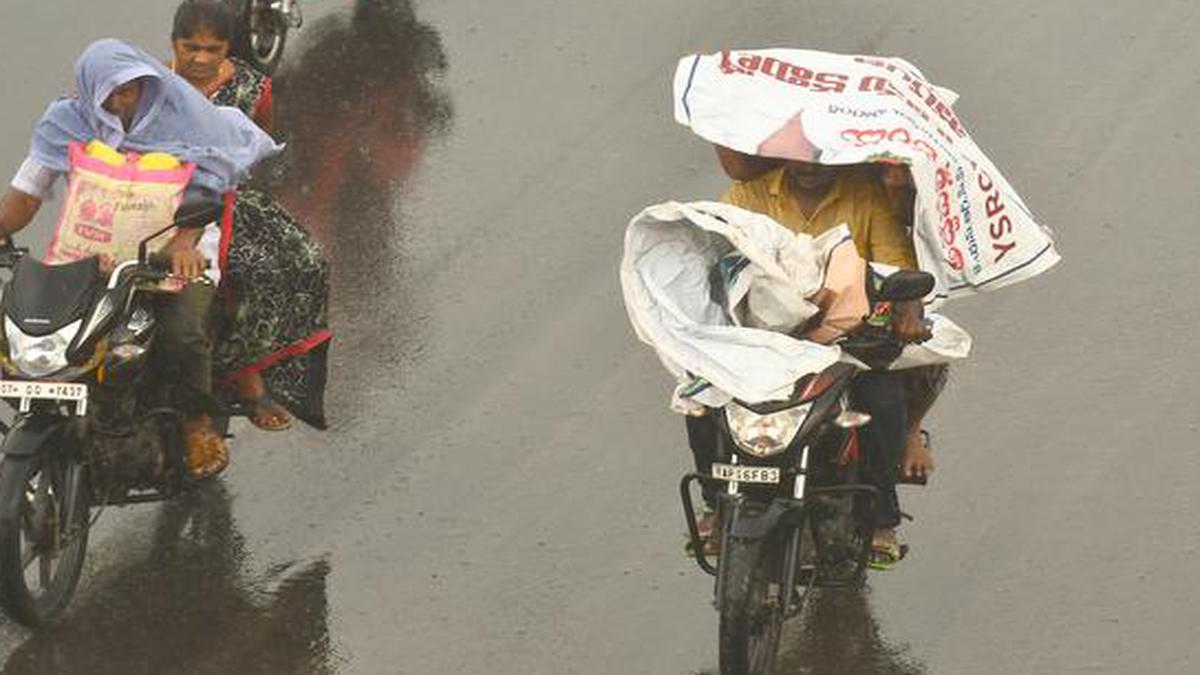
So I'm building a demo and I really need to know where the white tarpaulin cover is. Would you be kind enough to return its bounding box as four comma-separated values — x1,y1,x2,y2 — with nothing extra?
620,201,971,410
673,48,1060,299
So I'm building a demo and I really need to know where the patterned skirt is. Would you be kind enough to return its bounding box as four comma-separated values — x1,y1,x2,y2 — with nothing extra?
213,189,331,429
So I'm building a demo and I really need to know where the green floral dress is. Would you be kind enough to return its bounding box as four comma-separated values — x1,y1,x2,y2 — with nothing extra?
210,58,331,429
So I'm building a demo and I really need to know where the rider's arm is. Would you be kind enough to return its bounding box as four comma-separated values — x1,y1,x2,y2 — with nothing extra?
0,189,42,240
0,157,59,239
864,198,918,270
861,183,931,343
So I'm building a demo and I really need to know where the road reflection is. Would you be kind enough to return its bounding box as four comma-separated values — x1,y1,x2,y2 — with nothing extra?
266,0,451,278
2,483,335,675
775,589,926,675
262,0,452,416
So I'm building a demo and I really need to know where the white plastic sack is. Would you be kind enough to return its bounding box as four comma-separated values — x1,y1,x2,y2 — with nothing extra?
673,48,1060,301
621,201,973,410
621,201,843,405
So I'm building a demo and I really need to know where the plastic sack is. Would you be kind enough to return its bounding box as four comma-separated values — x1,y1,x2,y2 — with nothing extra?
621,200,972,409
46,142,195,265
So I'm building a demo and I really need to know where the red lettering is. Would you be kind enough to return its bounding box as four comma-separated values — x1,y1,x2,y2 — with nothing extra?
814,72,848,93
941,216,961,246
911,139,938,162
947,247,965,271
989,215,1012,240
935,166,953,191
992,241,1017,262
977,169,994,192
985,193,1005,219
779,64,814,87
737,54,763,73
719,50,760,75
73,223,112,243
858,75,900,96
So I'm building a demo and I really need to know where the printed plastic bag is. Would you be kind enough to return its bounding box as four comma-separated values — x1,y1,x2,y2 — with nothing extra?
46,142,195,265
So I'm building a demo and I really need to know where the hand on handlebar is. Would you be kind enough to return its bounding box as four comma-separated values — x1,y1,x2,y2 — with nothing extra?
167,248,209,280
891,299,933,344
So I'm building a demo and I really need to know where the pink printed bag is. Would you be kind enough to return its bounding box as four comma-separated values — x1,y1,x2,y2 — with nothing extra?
46,142,195,265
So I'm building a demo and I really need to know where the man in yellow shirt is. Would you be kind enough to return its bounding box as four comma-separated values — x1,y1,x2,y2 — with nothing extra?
724,162,918,268
690,154,930,568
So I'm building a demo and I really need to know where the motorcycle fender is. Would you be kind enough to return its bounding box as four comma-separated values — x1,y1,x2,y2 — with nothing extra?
1,415,65,458
727,500,804,541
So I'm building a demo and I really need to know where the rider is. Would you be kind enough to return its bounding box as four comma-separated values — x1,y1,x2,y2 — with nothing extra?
0,39,280,478
692,145,930,568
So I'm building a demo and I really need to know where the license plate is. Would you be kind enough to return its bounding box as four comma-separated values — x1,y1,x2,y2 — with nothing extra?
0,380,88,415
711,463,781,484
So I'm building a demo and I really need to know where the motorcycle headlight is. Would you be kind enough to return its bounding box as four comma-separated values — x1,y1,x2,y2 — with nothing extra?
4,318,80,378
725,401,812,458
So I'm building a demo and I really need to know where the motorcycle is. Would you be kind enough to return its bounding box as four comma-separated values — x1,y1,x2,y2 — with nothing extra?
679,268,936,675
0,206,243,626
233,0,302,74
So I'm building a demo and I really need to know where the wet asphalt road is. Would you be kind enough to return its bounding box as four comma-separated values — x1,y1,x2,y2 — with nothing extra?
0,0,1197,673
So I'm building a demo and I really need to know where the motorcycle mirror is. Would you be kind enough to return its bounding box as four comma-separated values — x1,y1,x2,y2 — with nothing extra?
876,269,935,302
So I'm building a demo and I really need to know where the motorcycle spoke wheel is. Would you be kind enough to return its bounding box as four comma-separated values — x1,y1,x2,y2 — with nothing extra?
0,456,90,626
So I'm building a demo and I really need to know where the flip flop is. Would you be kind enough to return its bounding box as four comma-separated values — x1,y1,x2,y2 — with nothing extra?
868,541,909,571
245,393,293,432
684,510,721,557
185,426,230,480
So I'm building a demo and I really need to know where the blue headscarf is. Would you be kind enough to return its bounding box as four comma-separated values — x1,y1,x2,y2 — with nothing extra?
30,39,282,194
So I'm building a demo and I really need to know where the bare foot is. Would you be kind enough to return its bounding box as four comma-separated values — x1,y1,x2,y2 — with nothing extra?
900,429,934,481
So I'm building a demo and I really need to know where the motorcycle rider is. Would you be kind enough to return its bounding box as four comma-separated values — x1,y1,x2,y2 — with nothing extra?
691,146,930,568
0,39,280,478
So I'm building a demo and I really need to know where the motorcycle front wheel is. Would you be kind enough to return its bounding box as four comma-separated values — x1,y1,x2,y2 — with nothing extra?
0,455,90,626
718,536,783,675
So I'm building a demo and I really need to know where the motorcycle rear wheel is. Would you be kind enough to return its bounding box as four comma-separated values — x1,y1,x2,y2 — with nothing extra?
718,536,783,675
0,455,90,626
235,0,288,75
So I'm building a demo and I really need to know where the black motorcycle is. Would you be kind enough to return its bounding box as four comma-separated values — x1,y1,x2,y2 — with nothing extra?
680,269,935,675
232,0,302,74
0,208,241,626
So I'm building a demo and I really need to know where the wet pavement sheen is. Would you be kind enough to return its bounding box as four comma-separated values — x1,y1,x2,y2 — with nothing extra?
0,0,1198,673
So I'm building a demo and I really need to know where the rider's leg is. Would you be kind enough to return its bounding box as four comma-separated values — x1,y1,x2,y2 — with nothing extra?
850,371,907,532
901,364,948,480
157,280,227,477
685,411,720,511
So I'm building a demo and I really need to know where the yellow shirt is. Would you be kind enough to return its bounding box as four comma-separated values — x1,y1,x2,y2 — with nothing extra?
722,167,917,269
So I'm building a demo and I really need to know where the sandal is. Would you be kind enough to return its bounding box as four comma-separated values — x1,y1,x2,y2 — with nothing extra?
245,393,293,432
685,510,722,557
185,425,230,479
868,535,909,571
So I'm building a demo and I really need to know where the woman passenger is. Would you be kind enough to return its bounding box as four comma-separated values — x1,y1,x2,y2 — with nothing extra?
170,0,332,432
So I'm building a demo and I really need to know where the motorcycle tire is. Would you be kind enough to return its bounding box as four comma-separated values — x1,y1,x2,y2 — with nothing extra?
718,536,783,675
233,0,288,75
0,454,90,626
